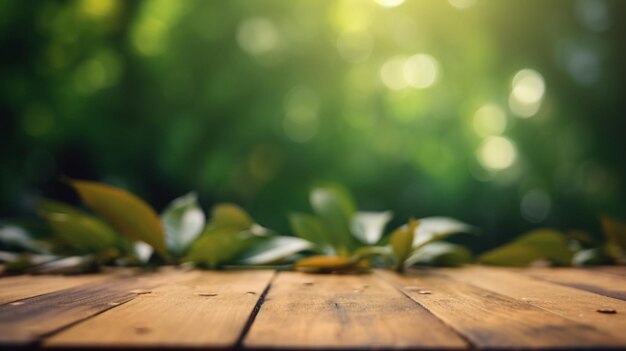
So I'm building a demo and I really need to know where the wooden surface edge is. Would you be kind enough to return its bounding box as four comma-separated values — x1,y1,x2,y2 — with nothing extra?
376,268,624,349
44,270,276,349
0,268,188,347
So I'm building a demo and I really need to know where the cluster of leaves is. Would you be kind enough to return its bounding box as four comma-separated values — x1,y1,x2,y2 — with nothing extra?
478,216,626,267
0,181,474,274
0,180,312,273
1,180,624,275
288,185,474,273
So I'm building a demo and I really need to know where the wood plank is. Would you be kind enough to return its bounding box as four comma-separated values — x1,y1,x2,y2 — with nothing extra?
585,266,626,278
0,273,127,305
243,271,468,350
0,274,108,305
521,267,626,301
378,269,623,349
438,266,626,342
0,269,184,347
45,270,275,349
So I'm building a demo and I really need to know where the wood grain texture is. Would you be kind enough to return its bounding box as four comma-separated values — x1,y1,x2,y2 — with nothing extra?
439,266,626,342
4,267,626,350
0,274,107,304
243,271,468,350
378,269,623,349
521,267,626,301
46,270,275,349
586,266,626,278
0,269,183,346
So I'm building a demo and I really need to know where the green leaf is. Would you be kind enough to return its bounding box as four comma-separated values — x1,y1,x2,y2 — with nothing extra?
37,199,85,216
289,213,333,253
413,217,473,248
479,229,574,266
406,242,472,267
184,203,268,268
69,180,168,258
515,229,573,266
310,186,356,255
40,210,119,255
237,236,313,265
37,199,119,255
391,219,418,272
479,243,546,266
161,192,205,256
185,227,259,268
210,203,254,230
351,211,392,245
353,245,391,259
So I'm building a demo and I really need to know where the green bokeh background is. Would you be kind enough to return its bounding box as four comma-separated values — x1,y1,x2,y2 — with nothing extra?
1,0,624,250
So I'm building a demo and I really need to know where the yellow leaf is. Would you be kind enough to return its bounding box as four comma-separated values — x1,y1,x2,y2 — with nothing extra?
69,180,168,259
294,255,367,273
391,218,418,272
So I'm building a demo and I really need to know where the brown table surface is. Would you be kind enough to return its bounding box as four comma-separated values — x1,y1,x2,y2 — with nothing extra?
1,265,625,350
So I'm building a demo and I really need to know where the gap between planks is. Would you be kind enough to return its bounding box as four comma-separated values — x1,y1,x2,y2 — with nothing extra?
0,273,109,305
45,270,275,349
0,268,187,347
4,267,626,350
377,268,624,350
234,271,276,349
517,267,626,301
243,271,469,350
584,266,626,278
437,266,626,343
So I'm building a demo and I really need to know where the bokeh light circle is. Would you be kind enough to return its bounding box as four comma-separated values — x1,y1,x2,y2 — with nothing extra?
473,104,507,137
403,54,439,89
477,136,517,170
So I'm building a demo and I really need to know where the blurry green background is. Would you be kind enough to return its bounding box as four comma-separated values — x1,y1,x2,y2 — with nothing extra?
1,0,624,250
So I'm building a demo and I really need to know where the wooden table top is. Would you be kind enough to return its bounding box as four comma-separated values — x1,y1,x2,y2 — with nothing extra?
1,266,625,350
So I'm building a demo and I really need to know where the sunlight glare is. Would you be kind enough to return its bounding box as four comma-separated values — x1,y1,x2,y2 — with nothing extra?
375,0,405,8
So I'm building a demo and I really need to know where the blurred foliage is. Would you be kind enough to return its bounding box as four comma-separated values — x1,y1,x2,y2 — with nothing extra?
288,184,473,272
0,181,476,273
0,181,624,274
1,0,626,256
